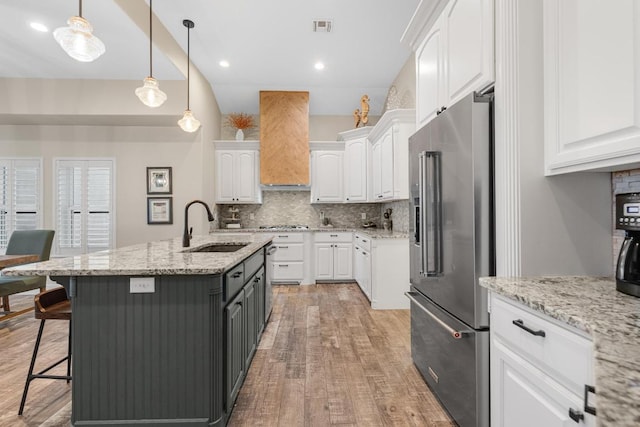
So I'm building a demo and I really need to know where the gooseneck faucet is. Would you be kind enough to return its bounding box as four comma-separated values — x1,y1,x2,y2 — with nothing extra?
183,200,215,247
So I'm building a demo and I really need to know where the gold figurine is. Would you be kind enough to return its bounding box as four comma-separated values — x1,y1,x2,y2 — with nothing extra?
360,95,370,125
353,109,361,128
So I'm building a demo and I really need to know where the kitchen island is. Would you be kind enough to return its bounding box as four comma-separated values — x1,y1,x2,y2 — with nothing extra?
480,276,640,427
4,234,273,427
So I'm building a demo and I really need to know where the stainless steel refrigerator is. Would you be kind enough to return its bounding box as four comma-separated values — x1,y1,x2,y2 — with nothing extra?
407,92,493,427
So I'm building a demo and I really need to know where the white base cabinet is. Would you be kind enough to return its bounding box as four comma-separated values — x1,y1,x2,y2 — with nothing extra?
313,232,353,281
353,233,372,300
490,293,596,427
544,0,640,174
269,233,306,284
369,237,410,309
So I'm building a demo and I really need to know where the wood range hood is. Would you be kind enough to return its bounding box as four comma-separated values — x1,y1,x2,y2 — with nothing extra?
259,91,309,186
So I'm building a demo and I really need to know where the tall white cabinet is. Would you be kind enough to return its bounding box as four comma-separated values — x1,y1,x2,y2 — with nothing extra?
406,0,495,129
543,0,640,174
310,148,344,203
338,127,372,203
214,141,261,204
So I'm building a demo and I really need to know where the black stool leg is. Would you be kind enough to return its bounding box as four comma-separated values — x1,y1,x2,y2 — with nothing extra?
66,320,72,383
19,319,46,415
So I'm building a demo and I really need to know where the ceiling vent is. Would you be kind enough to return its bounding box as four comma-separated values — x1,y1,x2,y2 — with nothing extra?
313,20,333,33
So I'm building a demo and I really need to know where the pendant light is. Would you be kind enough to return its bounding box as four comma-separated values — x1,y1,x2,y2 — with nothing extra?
53,0,105,62
135,0,167,107
178,19,201,133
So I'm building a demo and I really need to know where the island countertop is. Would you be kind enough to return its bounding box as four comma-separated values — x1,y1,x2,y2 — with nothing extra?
2,234,273,277
479,276,640,427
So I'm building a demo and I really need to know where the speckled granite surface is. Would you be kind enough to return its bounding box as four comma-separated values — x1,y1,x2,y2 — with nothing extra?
212,227,409,239
2,234,273,277
479,276,640,427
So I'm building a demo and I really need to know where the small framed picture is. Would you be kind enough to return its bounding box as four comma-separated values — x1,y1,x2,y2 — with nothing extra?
147,167,172,194
147,197,173,225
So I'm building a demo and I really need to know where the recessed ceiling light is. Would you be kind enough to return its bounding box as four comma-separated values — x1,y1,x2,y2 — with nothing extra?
314,62,325,70
30,22,48,33
219,60,230,68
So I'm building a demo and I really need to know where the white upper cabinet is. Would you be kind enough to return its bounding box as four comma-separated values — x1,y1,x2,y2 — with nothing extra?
405,0,495,129
368,110,415,201
214,141,261,204
310,148,344,203
543,0,640,174
339,127,371,203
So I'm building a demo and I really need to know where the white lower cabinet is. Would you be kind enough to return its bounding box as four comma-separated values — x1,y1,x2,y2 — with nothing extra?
354,233,372,299
490,293,596,427
313,232,353,281
269,233,305,284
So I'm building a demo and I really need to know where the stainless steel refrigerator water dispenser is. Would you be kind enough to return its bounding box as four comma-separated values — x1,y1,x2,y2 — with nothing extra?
616,193,640,297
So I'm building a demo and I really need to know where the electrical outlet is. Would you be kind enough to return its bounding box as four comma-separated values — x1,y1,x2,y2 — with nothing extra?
130,277,155,293
361,213,366,219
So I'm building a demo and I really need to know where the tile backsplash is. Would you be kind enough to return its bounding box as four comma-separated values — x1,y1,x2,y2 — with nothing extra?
216,191,410,232
611,168,640,274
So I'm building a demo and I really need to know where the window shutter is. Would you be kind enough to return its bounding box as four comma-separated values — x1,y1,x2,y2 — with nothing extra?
55,159,114,256
0,159,42,252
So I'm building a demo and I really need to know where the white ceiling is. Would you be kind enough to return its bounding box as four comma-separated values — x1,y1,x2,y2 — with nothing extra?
0,0,419,116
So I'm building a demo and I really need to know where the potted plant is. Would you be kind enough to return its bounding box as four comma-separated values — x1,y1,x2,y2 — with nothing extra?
226,113,255,141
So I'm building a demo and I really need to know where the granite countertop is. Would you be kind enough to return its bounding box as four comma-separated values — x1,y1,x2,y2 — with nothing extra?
479,276,640,427
212,227,409,239
3,234,273,277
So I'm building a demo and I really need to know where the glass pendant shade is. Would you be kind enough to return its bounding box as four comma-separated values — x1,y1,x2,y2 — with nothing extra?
135,77,167,108
178,109,201,133
53,16,105,62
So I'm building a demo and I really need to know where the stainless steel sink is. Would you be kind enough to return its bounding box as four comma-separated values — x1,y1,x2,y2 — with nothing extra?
188,243,248,253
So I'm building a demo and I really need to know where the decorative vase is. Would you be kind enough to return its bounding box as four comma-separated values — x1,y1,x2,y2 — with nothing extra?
235,128,244,141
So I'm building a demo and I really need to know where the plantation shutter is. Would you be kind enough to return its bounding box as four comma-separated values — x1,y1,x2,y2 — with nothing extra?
0,159,42,252
55,159,114,256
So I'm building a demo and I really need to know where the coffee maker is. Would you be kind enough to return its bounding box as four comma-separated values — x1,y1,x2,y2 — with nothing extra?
615,193,640,297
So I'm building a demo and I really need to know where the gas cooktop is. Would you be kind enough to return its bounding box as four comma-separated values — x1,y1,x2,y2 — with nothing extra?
258,225,309,230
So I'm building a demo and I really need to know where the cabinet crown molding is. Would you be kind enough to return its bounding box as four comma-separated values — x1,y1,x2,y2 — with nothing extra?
337,126,373,141
367,109,416,142
401,0,449,49
213,140,260,150
309,141,345,151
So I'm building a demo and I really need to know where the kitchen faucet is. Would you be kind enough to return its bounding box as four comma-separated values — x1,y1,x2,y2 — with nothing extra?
183,200,215,247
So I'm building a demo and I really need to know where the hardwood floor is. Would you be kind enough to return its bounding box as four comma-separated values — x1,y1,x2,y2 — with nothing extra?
228,284,454,426
0,285,454,427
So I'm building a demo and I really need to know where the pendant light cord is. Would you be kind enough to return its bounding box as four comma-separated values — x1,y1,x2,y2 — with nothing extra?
149,0,153,78
78,0,82,17
187,24,190,110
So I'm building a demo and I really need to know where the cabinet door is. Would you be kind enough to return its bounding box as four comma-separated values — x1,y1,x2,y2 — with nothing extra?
254,269,265,338
314,243,334,280
444,0,494,106
333,243,353,280
216,151,236,203
344,138,368,202
312,151,344,203
491,337,595,427
371,141,383,200
244,281,257,367
354,246,362,285
416,13,446,128
380,129,394,200
544,1,640,174
226,289,244,409
234,151,257,202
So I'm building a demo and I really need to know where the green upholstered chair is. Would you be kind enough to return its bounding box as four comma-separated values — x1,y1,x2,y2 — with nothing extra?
0,230,55,320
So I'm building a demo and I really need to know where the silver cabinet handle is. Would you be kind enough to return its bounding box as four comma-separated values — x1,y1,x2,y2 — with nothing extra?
278,264,289,267
405,292,464,339
279,246,289,249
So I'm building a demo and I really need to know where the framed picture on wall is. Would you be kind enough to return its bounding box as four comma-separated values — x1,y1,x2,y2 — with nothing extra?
147,197,173,224
147,167,172,194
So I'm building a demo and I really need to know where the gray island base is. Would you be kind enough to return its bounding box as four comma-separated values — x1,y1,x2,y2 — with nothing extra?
4,234,273,426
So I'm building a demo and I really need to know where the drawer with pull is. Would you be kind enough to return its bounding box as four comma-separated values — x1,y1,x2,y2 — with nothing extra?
354,233,371,251
271,262,304,282
314,232,352,243
272,233,304,243
271,243,304,261
491,294,593,395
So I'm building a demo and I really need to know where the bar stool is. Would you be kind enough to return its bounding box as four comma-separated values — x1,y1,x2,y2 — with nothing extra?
18,287,72,415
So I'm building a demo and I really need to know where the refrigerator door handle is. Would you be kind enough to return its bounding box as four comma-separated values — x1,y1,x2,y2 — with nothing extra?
419,152,428,276
405,292,465,339
424,151,443,276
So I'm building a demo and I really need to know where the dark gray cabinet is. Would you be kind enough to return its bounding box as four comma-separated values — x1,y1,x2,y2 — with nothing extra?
255,268,265,338
225,288,245,410
244,279,257,367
